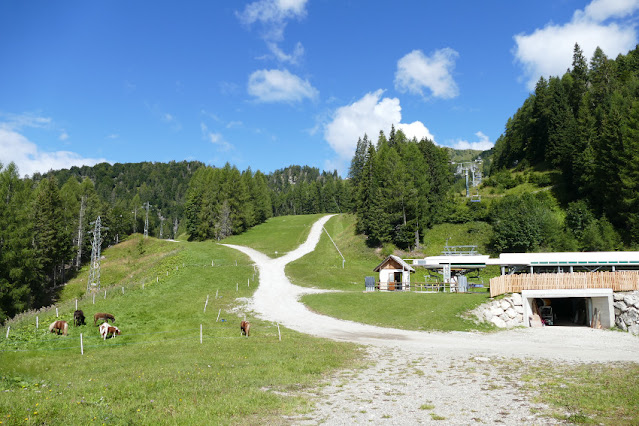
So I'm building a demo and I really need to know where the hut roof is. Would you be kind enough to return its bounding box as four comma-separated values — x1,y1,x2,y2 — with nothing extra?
373,255,415,273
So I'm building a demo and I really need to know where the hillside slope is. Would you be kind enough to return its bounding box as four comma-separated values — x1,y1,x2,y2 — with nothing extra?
0,221,360,424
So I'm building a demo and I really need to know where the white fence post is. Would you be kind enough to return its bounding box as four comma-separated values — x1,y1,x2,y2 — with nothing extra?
277,324,281,341
122,287,124,295
204,295,209,313
6,326,10,338
75,299,78,310
80,333,84,355
215,289,218,299
236,283,238,292
104,290,106,299
93,294,95,304
36,316,39,329
56,307,59,317
216,309,221,323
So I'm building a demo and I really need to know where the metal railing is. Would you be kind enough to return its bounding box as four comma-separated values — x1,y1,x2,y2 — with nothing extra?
366,281,488,293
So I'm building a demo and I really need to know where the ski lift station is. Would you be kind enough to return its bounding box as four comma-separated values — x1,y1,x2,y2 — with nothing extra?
412,251,639,329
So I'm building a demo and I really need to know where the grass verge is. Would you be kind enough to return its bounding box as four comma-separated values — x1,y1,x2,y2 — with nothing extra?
301,291,493,332
521,361,639,424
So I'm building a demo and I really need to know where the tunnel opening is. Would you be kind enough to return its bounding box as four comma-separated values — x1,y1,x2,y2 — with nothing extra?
534,297,589,326
523,289,614,328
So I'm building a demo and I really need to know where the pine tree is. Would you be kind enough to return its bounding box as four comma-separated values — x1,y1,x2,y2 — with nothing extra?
31,177,72,302
0,163,36,321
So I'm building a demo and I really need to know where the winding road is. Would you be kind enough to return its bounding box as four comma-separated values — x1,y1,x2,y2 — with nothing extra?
224,215,639,362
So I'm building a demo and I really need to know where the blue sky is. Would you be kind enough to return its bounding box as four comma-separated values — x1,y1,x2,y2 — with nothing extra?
2,0,639,177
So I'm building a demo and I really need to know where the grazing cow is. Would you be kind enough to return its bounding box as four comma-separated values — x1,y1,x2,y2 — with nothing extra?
240,320,251,337
74,310,85,326
94,312,115,326
49,320,68,336
99,322,121,339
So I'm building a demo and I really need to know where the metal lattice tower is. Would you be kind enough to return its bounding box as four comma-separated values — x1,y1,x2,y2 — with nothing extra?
143,202,150,238
453,160,483,197
87,216,107,292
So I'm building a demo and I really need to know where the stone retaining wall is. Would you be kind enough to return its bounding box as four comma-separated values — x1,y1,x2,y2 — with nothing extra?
470,293,524,328
614,291,639,335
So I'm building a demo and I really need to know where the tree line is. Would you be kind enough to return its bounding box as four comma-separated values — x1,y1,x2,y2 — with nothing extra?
349,125,453,250
0,161,204,322
491,43,639,245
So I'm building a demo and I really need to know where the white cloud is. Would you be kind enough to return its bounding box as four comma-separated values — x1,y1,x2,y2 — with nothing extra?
237,0,308,64
0,112,51,130
238,0,307,27
248,69,318,102
226,121,243,129
579,0,639,21
452,131,494,151
514,0,639,89
0,127,106,177
59,130,69,141
266,41,304,64
323,90,435,172
398,121,435,142
200,123,233,152
395,48,460,99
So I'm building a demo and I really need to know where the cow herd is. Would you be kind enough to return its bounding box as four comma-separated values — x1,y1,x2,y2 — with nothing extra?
48,309,121,340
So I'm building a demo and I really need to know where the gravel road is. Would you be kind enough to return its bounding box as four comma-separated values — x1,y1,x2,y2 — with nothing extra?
223,215,639,424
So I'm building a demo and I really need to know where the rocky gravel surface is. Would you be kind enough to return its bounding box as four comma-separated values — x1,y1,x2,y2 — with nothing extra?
292,346,556,425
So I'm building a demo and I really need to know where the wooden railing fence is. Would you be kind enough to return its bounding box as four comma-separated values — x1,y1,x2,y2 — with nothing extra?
489,271,639,297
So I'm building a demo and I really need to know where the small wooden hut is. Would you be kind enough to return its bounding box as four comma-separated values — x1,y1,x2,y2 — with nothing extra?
373,255,415,291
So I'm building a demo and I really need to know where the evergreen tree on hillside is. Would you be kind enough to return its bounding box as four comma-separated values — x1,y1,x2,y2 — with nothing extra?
31,177,72,300
352,127,452,249
0,163,36,321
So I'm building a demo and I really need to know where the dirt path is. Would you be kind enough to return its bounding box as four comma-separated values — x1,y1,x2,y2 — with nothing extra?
223,215,639,424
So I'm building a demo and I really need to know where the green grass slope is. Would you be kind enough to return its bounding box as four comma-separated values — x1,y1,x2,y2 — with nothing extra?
222,214,324,258
1,233,360,424
285,214,493,332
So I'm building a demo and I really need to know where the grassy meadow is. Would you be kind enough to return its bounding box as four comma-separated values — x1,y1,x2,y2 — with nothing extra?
0,226,361,424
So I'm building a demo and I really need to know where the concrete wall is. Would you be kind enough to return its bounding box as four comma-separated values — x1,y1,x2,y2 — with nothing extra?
521,288,614,328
